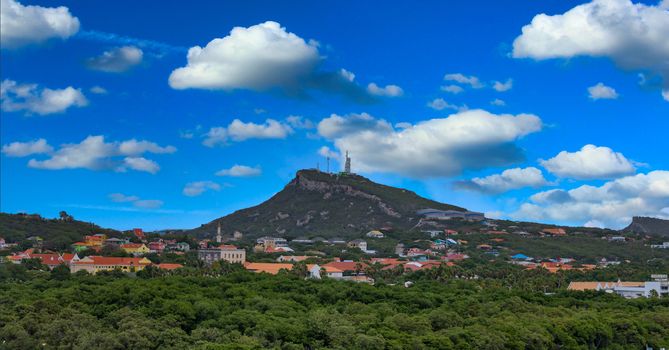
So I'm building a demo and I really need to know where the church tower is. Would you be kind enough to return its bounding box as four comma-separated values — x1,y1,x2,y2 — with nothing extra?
215,222,222,243
344,151,351,174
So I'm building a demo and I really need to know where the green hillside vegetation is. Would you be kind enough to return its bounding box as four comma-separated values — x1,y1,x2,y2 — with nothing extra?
1,263,668,350
0,212,120,251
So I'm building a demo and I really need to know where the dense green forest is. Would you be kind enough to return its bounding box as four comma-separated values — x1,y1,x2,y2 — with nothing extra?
1,262,668,349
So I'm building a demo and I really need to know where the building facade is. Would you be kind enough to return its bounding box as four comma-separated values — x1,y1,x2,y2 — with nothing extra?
198,245,246,264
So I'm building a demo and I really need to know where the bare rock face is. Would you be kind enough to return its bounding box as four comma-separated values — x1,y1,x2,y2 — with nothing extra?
623,216,669,237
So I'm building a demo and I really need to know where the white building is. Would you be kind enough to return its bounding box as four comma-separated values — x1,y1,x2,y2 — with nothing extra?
650,242,669,249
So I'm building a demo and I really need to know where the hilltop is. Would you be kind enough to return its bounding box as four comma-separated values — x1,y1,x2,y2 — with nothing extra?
623,216,669,237
188,169,468,239
0,212,120,250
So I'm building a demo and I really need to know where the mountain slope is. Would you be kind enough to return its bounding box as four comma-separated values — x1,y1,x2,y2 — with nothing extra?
623,216,669,237
190,169,467,239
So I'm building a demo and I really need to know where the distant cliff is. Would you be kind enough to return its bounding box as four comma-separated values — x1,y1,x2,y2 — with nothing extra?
623,216,669,237
188,169,467,239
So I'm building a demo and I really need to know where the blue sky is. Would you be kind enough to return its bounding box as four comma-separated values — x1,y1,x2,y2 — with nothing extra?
1,0,668,230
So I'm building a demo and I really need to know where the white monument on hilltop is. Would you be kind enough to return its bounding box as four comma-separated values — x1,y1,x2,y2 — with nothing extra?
215,222,222,243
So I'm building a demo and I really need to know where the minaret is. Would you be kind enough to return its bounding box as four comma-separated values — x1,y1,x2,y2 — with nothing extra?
215,222,222,243
344,151,351,174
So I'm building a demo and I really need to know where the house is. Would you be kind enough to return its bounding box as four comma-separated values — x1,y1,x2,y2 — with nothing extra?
650,242,669,249
104,237,128,246
568,275,669,299
156,263,183,270
422,230,442,238
9,252,80,269
71,256,151,274
542,228,567,236
322,261,368,276
511,253,531,261
120,243,150,255
320,265,343,279
608,236,626,242
167,242,190,252
132,228,145,240
328,237,346,244
256,237,288,247
538,262,573,273
394,243,405,256
72,241,97,252
265,246,294,253
444,253,468,262
291,237,314,244
430,240,446,250
276,255,313,262
198,245,246,264
148,241,166,253
444,229,458,236
347,239,368,251
406,247,430,258
84,234,106,246
366,230,384,238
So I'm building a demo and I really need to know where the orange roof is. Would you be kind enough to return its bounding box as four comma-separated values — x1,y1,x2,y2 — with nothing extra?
121,243,145,249
568,281,644,291
244,262,294,275
320,265,343,273
543,228,567,235
156,263,183,270
322,261,367,272
370,258,401,265
74,256,151,266
278,255,310,262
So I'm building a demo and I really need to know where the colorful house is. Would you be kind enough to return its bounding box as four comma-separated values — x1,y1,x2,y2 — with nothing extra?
71,256,152,274
120,243,150,255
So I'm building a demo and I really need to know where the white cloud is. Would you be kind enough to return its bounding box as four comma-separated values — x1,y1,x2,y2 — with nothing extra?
121,157,160,174
455,167,549,194
339,69,355,82
367,83,404,97
216,164,262,177
285,115,314,129
493,79,513,92
427,98,462,111
540,144,636,179
1,79,88,115
317,109,542,178
169,21,319,90
318,146,340,159
89,86,108,94
440,85,464,94
109,193,162,209
0,0,80,48
3,135,175,173
490,98,506,106
183,181,221,197
588,82,619,100
444,73,484,88
1,138,52,157
662,89,669,101
203,119,293,147
512,0,669,100
512,170,669,229
86,46,143,73
109,193,140,203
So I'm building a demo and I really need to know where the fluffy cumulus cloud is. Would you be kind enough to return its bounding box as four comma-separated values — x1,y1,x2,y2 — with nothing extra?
86,46,143,73
427,98,466,111
215,164,262,177
493,79,513,92
513,170,669,228
441,85,464,94
0,0,80,48
2,135,175,173
1,138,52,157
540,144,636,179
317,109,542,178
1,79,88,115
285,115,314,129
318,146,340,159
366,83,404,97
203,119,293,147
444,73,484,88
512,0,669,100
109,193,162,209
454,167,549,194
168,21,372,102
183,181,221,197
588,82,619,100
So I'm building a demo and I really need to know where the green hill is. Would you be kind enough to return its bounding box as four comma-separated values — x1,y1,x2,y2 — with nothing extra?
188,169,467,239
0,212,120,251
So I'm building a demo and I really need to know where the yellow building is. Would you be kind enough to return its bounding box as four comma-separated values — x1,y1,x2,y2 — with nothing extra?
120,243,150,255
70,256,152,274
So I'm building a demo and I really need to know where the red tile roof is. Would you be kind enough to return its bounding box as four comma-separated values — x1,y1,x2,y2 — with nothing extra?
156,263,183,270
